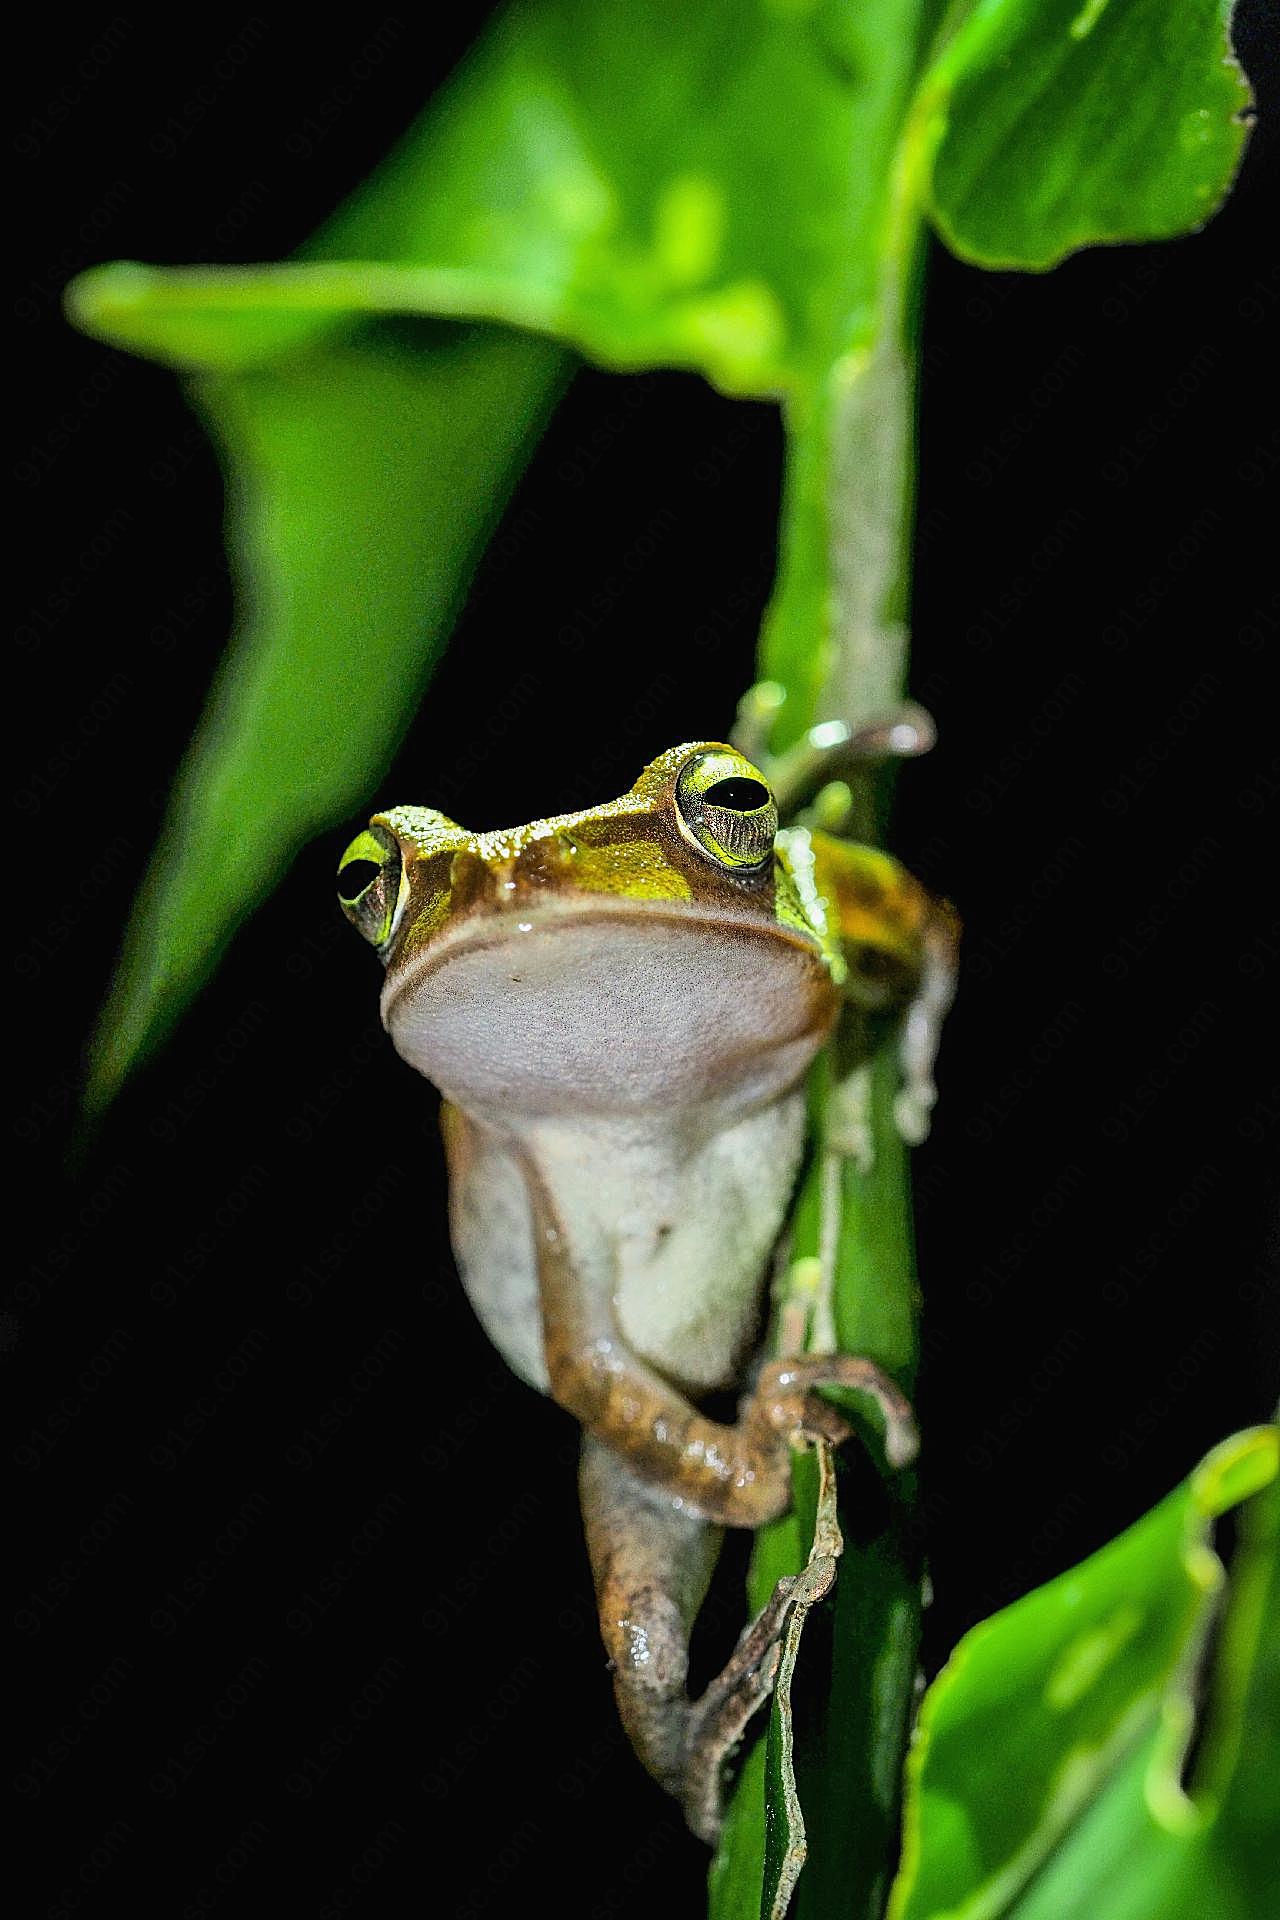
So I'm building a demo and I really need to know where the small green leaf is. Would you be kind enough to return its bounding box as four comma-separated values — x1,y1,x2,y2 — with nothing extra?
761,1446,845,1920
887,1425,1279,1920
708,1477,811,1920
915,0,1252,270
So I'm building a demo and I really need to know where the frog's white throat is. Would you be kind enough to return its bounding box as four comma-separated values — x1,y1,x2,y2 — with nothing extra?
382,909,834,1117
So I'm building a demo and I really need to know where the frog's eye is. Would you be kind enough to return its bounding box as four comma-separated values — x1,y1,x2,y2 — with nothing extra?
337,825,407,948
675,750,778,873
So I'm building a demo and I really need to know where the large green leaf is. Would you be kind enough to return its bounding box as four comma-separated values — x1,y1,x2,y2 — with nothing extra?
1000,1462,1279,1920
69,0,936,1099
759,0,1253,738
913,0,1252,271
76,0,932,392
1201,1468,1280,1917
68,0,1252,1091
887,1426,1279,1920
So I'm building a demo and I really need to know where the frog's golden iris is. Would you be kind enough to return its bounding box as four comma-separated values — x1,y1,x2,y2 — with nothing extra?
673,746,778,872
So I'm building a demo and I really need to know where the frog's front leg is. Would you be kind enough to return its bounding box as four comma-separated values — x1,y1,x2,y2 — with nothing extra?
529,1153,917,1528
518,1135,916,1840
580,1436,802,1845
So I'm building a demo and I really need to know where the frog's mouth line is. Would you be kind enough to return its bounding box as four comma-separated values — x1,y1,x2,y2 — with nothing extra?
380,897,830,1025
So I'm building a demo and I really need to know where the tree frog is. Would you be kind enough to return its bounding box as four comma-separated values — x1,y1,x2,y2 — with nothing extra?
337,735,953,1840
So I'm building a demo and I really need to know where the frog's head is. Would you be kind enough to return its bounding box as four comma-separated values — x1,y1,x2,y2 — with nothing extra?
337,743,840,1115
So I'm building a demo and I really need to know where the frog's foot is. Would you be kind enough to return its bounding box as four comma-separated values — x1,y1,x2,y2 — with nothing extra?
681,1574,798,1845
677,1360,917,1842
579,1363,917,1845
747,1353,919,1471
580,1440,803,1844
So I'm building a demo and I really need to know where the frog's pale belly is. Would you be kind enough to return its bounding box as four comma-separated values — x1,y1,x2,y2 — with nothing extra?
444,1095,808,1396
609,1095,807,1389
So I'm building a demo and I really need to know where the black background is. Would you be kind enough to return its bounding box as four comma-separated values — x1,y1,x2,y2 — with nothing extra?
13,10,1279,1918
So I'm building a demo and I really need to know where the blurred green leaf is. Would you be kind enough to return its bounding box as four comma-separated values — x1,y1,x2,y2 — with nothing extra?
82,323,563,1108
75,0,933,392
913,0,1252,271
999,1465,1280,1920
69,0,939,1096
887,1425,1279,1920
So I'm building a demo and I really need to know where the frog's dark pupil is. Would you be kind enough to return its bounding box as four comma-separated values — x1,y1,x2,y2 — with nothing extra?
703,776,770,813
338,859,381,902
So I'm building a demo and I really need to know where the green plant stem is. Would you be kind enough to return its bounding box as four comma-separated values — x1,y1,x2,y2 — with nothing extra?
762,76,932,752
756,178,931,1919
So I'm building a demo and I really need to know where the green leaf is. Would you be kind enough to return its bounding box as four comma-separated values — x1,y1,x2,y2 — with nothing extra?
708,1469,812,1920
887,1425,1279,1920
75,0,933,394
69,0,940,1098
913,0,1252,271
999,1468,1280,1920
66,1,1256,1087
81,323,563,1108
760,1447,845,1920
1199,1470,1280,1916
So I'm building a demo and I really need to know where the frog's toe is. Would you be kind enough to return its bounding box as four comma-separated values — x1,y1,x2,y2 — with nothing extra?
753,1353,918,1469
682,1573,798,1845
